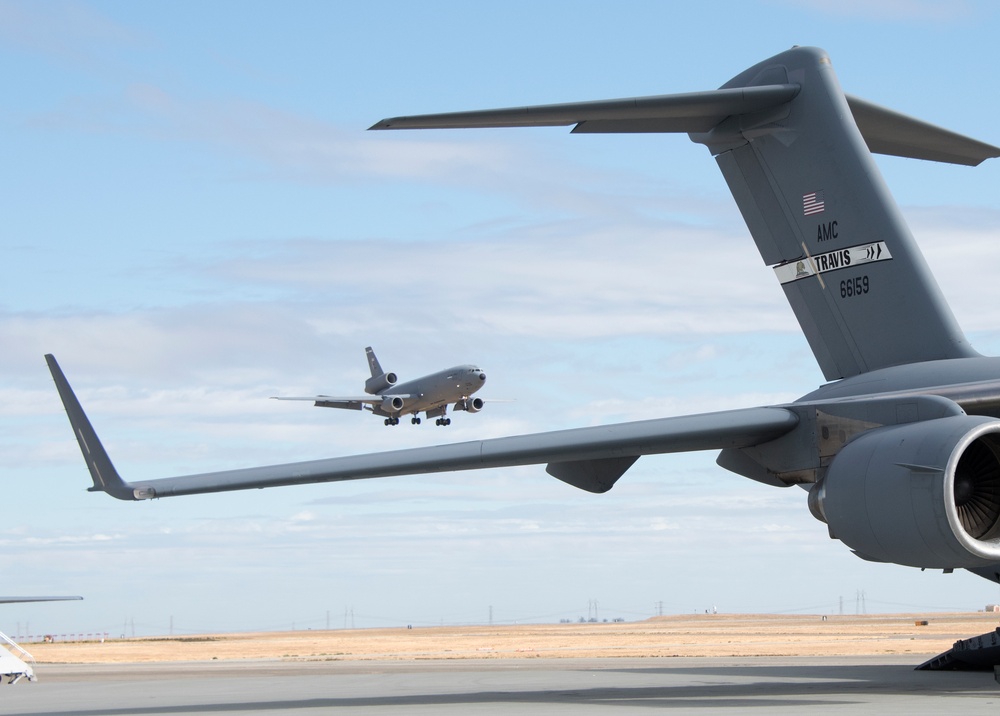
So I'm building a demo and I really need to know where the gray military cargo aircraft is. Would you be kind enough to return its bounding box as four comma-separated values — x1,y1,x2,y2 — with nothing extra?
272,346,486,426
46,47,1000,593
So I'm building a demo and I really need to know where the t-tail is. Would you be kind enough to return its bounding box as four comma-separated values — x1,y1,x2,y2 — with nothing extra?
372,46,1000,381
692,47,987,380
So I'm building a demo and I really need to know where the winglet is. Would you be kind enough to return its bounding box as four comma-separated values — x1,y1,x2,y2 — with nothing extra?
44,354,138,501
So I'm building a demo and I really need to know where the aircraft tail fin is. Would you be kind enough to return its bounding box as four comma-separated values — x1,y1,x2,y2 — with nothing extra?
372,46,999,380
45,355,137,501
692,46,986,379
365,346,383,378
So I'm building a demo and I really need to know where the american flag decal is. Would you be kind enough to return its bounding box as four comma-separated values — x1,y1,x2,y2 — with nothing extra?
803,191,825,216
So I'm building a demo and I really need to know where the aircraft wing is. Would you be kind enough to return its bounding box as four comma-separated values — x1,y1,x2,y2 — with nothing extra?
46,354,798,501
274,395,379,410
273,395,414,410
0,597,82,604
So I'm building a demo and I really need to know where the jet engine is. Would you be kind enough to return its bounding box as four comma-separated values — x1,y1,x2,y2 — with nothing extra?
380,396,404,413
461,397,484,413
809,415,1000,569
365,372,397,394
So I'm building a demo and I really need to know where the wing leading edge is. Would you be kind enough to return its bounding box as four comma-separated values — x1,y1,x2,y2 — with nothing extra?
45,354,798,500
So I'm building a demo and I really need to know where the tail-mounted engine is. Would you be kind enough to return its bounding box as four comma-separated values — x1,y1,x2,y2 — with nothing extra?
809,415,1000,569
365,372,397,394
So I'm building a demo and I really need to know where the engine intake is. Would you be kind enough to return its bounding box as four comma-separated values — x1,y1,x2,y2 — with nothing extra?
380,396,404,413
460,397,484,413
365,372,397,394
810,415,1000,569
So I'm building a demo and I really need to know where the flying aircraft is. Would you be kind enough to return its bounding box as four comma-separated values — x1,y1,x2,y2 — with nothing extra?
0,596,82,684
46,46,1000,600
272,346,487,426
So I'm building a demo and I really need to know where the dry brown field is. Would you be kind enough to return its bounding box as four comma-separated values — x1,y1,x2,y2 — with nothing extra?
24,612,1000,664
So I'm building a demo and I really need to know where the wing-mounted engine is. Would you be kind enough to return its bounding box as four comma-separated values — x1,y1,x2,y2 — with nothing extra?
379,395,404,413
455,397,484,413
365,372,397,394
809,415,1000,569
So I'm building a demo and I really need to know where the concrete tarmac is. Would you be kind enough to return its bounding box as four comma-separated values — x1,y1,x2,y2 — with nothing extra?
3,656,998,715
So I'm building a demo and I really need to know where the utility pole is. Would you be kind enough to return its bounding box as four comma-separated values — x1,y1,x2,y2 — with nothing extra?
489,605,493,626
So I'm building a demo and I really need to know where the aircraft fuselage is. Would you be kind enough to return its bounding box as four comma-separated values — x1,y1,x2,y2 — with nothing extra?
372,364,486,419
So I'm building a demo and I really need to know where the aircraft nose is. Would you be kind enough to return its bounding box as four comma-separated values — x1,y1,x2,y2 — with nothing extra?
479,372,486,381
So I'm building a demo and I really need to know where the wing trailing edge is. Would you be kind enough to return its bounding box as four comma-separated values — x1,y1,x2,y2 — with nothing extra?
45,354,798,500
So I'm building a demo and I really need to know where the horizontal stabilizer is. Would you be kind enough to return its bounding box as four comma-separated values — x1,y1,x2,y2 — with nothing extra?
373,81,998,167
371,85,801,133
847,95,1000,166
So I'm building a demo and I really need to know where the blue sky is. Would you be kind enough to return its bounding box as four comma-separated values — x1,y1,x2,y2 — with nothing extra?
4,0,1000,638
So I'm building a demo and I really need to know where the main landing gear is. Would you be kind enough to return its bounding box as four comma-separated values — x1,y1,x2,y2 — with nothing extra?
382,416,447,426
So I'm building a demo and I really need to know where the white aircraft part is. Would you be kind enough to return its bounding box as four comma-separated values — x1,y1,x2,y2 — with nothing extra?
0,631,35,684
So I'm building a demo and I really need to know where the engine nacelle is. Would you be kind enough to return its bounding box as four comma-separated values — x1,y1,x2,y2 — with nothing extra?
365,372,397,394
380,395,404,413
462,397,484,413
810,415,1000,569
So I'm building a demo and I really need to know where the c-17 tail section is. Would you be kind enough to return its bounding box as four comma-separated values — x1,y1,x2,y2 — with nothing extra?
372,46,999,381
692,47,985,380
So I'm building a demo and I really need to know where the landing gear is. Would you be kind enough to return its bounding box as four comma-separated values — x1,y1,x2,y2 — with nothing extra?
435,417,452,426
411,417,421,425
383,417,400,426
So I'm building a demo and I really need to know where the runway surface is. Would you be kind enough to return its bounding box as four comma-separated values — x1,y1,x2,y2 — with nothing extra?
3,656,998,715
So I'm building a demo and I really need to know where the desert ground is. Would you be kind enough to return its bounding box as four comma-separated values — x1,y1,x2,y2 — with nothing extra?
22,612,1000,664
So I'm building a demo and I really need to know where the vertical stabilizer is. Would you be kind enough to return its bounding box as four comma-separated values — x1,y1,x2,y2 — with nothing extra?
691,46,978,380
365,346,384,379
